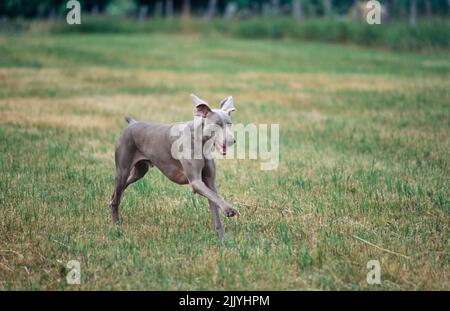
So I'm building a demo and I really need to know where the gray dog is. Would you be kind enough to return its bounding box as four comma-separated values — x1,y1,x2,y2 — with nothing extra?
109,94,239,239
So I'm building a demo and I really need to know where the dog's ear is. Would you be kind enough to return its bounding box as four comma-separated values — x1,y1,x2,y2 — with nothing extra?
219,96,235,114
191,94,211,118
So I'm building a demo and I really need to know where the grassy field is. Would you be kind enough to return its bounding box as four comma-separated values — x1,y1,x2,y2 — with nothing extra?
0,33,449,290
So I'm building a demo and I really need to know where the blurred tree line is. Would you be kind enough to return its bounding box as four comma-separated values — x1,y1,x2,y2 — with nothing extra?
1,0,449,20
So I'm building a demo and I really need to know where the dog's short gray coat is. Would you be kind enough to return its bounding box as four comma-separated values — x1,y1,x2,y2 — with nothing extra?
109,94,238,239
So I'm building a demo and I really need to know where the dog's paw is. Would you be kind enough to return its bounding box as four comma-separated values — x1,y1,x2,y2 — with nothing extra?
225,207,239,218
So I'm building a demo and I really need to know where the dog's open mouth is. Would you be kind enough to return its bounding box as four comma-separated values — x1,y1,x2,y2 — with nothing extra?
214,142,227,155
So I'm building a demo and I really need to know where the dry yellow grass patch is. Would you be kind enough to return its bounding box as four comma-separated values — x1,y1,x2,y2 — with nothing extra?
0,111,114,130
238,72,406,91
0,97,113,129
74,68,225,90
0,94,195,129
0,68,92,94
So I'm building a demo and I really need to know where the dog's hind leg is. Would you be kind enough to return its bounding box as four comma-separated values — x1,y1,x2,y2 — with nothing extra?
125,160,150,188
109,169,129,225
109,140,136,224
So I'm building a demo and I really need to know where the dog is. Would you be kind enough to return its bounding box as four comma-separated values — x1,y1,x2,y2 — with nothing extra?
109,94,239,239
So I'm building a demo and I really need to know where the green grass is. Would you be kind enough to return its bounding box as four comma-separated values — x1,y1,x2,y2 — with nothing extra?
0,33,449,290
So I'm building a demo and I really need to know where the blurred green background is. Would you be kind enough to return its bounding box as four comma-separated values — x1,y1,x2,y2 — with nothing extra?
1,0,449,51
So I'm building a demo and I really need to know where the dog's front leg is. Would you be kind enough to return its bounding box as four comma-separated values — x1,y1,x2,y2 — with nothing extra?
202,161,226,239
209,200,225,240
181,160,238,218
190,180,238,218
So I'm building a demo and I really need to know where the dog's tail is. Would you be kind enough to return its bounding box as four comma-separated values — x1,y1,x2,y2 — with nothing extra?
124,116,136,125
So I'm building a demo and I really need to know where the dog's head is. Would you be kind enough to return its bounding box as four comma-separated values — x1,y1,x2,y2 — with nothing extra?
191,94,236,155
